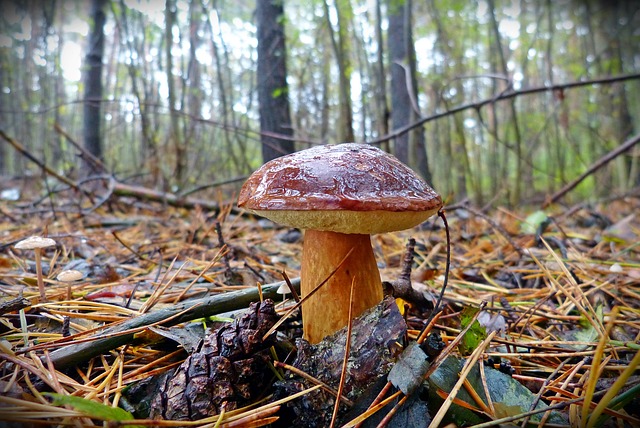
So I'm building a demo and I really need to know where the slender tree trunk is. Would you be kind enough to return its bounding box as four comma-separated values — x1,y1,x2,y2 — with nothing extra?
181,0,202,150
404,0,430,182
545,0,564,193
353,20,369,142
0,45,8,173
610,2,634,189
388,0,409,164
82,0,107,175
114,1,160,183
164,0,186,186
256,0,294,163
206,5,247,174
374,0,389,150
488,0,524,204
215,2,252,173
320,54,331,140
52,30,65,165
429,0,469,198
323,0,354,143
389,0,432,182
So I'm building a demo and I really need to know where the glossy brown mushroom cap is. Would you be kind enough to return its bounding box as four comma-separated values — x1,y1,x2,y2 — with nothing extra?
238,143,442,234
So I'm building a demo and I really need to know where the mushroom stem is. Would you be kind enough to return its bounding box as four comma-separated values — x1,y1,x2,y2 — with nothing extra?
301,229,384,343
34,249,47,301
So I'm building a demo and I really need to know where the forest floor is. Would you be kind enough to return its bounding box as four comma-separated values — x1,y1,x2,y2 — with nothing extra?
0,183,639,427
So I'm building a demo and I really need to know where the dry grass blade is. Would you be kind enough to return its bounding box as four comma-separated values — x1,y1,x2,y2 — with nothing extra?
173,247,226,303
341,392,402,428
274,361,354,406
330,277,356,428
429,331,498,428
585,348,640,427
109,385,321,427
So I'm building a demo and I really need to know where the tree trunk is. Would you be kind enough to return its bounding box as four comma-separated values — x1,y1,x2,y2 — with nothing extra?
111,0,161,184
165,0,186,186
256,0,295,163
387,0,432,182
184,0,203,147
544,0,564,193
82,0,107,175
323,0,354,143
374,0,389,150
487,0,524,204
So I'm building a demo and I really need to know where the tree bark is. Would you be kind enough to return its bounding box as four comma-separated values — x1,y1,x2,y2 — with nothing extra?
165,0,186,186
184,0,203,146
323,0,355,144
82,0,107,175
113,1,160,183
257,0,295,163
387,0,432,182
487,0,524,204
374,0,389,150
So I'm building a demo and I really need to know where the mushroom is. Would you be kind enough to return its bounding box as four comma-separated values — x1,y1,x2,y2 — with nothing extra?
57,269,84,282
238,143,442,343
276,282,292,303
57,269,84,301
15,236,57,301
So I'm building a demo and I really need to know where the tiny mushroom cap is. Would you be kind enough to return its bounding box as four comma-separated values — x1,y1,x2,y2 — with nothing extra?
15,236,56,301
239,143,442,343
57,269,84,282
276,282,292,295
15,236,56,250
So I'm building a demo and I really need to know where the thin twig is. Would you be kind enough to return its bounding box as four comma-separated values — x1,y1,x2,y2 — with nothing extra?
0,129,80,191
274,362,353,406
330,277,356,428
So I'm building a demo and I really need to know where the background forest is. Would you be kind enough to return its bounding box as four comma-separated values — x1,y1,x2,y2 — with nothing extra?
1,0,639,206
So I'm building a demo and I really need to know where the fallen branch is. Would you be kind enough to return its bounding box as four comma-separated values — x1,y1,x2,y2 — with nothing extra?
1,129,231,212
43,278,300,370
369,72,640,145
112,181,229,211
0,296,31,316
0,129,79,191
543,132,640,207
54,123,106,173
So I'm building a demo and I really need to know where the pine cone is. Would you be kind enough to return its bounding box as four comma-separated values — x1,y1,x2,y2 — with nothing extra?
150,299,278,421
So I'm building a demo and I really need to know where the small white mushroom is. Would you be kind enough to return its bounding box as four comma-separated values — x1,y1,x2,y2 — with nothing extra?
276,282,292,295
276,282,292,303
15,236,56,301
609,263,623,273
57,269,84,282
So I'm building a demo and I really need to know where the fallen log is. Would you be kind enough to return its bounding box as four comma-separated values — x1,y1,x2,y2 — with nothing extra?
46,278,300,370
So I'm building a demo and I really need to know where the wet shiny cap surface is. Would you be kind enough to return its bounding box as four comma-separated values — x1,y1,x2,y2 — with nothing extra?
238,143,442,212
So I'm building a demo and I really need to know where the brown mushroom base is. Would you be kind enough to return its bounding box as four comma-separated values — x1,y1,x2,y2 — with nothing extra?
301,229,384,344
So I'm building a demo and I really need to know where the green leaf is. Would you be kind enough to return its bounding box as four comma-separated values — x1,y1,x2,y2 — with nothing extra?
602,214,637,244
558,304,603,350
458,306,486,356
44,393,142,427
521,210,548,235
428,357,567,426
271,86,288,98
